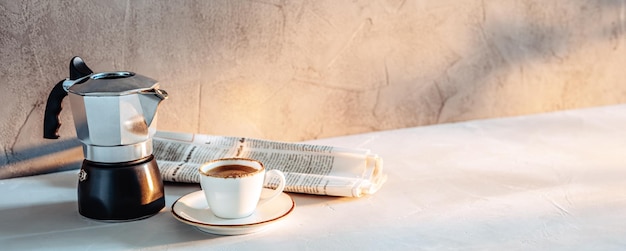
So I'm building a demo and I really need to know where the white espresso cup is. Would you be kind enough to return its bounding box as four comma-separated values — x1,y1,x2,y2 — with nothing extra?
198,157,286,219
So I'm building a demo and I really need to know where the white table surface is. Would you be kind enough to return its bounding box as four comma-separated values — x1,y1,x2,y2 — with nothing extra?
3,105,626,250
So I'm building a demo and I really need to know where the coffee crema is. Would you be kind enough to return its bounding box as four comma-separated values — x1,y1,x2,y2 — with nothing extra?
203,164,259,178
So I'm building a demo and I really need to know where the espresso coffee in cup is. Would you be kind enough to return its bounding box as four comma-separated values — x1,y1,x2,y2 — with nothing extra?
203,164,259,178
198,158,286,219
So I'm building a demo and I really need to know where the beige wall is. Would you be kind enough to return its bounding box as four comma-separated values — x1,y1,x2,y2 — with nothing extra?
2,0,626,177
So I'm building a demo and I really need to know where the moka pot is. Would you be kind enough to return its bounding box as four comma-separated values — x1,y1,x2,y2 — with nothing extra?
43,56,168,221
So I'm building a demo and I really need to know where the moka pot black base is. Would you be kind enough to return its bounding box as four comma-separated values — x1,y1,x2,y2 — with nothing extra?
77,155,165,222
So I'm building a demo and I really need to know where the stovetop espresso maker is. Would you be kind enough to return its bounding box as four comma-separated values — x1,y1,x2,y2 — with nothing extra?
44,56,168,221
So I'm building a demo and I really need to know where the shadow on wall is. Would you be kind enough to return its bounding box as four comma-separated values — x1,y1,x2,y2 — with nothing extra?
2,0,626,178
427,0,626,126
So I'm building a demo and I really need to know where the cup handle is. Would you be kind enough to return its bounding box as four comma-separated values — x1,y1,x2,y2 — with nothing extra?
258,169,286,207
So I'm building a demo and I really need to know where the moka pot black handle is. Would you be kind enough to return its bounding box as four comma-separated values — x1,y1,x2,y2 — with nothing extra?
43,57,93,139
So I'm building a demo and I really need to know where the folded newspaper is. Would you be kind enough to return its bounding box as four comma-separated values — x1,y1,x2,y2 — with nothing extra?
152,131,386,197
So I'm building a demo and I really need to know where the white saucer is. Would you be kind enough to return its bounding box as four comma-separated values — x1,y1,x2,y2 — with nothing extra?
171,189,295,235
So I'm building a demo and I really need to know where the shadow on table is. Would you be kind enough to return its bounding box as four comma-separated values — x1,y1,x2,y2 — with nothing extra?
0,166,364,249
38,169,81,189
289,193,358,207
0,201,221,249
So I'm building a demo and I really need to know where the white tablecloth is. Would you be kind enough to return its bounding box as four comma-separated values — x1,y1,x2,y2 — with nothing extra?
2,105,626,250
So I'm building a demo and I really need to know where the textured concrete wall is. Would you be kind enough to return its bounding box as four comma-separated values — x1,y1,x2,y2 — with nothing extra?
2,0,626,177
